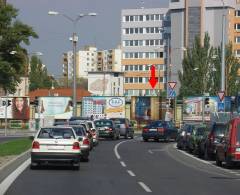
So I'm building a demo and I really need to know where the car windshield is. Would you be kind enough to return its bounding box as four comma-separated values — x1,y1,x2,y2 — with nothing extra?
71,126,86,136
95,120,113,127
38,128,75,139
213,124,227,136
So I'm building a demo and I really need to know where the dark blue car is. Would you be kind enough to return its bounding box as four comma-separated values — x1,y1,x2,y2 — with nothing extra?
142,120,178,142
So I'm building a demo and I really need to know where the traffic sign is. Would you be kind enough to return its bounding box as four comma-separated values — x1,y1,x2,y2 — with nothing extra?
168,89,176,98
218,102,225,112
168,82,177,90
218,91,225,102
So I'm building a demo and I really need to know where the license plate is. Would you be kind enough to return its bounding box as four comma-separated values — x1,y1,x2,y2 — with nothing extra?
236,148,240,152
48,145,64,150
149,129,157,131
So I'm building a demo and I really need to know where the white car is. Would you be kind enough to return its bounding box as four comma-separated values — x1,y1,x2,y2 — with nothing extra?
31,126,81,170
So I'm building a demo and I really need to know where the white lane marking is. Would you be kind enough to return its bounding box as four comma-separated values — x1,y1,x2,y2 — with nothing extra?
127,170,136,177
114,140,131,159
138,182,152,193
120,161,126,167
148,150,153,154
0,158,30,195
235,173,240,176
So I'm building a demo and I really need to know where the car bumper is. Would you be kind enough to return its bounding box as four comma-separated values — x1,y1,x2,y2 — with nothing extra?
99,131,114,138
31,152,81,163
142,132,166,139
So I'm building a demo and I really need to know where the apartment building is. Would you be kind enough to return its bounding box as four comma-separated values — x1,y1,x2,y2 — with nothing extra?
169,0,236,94
121,8,170,97
97,47,122,72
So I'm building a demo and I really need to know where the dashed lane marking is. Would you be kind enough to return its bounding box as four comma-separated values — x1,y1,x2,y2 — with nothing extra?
120,161,126,167
127,170,136,177
138,182,152,193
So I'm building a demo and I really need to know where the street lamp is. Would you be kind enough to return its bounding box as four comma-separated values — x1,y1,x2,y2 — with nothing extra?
221,0,226,93
48,10,97,116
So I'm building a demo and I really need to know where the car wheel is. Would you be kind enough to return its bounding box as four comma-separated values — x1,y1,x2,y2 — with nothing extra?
143,138,148,142
124,132,128,139
72,163,80,170
112,133,117,140
216,153,222,167
130,134,134,139
226,158,233,169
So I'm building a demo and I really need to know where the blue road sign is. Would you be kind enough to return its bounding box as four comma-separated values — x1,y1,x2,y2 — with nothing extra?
168,89,176,98
218,102,225,112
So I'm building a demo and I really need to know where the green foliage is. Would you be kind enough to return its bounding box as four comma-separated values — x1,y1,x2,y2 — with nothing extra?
0,3,38,93
178,33,240,97
29,55,54,91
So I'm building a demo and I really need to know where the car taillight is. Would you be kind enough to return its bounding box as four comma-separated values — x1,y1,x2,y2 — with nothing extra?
32,141,40,149
72,142,80,150
143,128,148,132
107,128,113,131
157,128,164,132
83,138,90,145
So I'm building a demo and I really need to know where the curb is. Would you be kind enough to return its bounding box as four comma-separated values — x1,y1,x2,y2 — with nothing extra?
0,149,31,184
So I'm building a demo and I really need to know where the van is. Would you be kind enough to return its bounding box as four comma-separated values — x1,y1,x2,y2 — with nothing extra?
216,117,240,168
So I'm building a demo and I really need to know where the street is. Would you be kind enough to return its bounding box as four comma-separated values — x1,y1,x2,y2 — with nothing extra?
5,136,240,195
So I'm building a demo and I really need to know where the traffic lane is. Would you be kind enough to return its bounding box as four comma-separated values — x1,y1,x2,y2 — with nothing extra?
118,139,240,195
0,136,26,144
6,138,145,195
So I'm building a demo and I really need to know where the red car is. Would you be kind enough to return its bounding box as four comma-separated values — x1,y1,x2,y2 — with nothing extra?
216,117,240,168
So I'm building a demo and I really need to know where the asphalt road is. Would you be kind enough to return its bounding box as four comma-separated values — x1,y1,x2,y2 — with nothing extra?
5,136,240,195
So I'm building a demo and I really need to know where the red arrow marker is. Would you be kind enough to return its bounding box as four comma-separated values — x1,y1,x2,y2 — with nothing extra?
149,65,157,88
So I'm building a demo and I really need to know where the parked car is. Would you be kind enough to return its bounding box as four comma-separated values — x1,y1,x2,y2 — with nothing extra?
216,117,240,168
31,126,81,170
69,120,94,150
187,125,208,154
198,122,228,159
69,125,90,162
110,118,134,139
142,120,178,142
176,123,200,149
94,119,120,140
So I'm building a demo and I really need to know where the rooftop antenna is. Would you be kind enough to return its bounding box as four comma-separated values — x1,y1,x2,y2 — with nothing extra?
140,0,144,9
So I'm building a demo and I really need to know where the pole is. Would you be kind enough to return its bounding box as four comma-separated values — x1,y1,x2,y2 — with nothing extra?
202,96,205,123
167,37,171,112
72,32,77,116
4,91,8,136
221,1,225,92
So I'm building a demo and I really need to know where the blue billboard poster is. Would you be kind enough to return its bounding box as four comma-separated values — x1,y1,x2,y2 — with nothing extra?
135,97,151,120
183,96,231,121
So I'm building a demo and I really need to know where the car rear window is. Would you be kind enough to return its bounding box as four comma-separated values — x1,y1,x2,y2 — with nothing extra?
213,124,227,136
38,128,75,139
149,121,163,128
95,120,113,127
111,118,125,124
237,123,240,142
71,126,86,136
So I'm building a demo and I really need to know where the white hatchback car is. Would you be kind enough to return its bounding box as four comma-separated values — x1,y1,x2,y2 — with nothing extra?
31,126,81,170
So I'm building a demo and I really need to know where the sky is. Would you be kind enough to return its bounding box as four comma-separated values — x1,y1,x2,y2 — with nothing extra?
7,0,169,77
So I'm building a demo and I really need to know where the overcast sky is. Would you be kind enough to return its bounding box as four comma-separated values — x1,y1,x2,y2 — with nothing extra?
7,0,169,76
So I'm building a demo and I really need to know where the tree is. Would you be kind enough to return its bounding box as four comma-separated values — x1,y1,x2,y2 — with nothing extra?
0,3,38,93
178,33,215,97
29,56,53,91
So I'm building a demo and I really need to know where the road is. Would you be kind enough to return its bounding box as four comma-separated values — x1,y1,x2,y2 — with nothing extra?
5,136,240,195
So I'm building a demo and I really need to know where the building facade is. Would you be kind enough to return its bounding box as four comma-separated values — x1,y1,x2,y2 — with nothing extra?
169,0,236,94
121,8,170,97
88,72,124,96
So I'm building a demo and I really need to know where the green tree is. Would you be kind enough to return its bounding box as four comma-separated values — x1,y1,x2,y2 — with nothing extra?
178,33,215,97
0,3,38,93
29,56,53,91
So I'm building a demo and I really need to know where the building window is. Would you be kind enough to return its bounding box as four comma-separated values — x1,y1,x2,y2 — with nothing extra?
134,65,138,71
125,65,129,71
129,77,133,83
236,36,240,43
125,77,128,83
236,10,240,17
236,49,240,57
139,77,143,83
235,24,240,31
139,65,143,71
134,77,138,83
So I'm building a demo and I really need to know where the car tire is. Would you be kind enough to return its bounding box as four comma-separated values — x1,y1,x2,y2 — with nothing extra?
143,138,148,142
124,133,128,139
130,134,134,139
72,163,80,170
216,153,222,167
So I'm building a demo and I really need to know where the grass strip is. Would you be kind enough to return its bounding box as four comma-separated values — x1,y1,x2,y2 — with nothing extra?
0,138,32,156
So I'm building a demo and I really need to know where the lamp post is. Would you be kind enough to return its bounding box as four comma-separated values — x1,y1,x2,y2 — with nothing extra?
48,11,97,116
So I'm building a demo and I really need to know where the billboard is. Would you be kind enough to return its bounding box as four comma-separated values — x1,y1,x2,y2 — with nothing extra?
37,97,73,119
183,96,231,121
131,96,161,121
82,96,125,119
0,97,30,120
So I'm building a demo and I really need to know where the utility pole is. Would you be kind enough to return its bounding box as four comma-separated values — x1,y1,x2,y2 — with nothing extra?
221,0,226,92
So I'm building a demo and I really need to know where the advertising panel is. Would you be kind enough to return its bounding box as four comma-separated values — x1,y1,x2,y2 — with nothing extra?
0,97,30,120
183,96,231,121
131,96,161,121
37,97,73,119
82,96,125,119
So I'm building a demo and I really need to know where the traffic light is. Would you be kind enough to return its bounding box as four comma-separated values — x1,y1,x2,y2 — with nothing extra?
170,99,174,109
34,97,39,106
204,97,210,105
